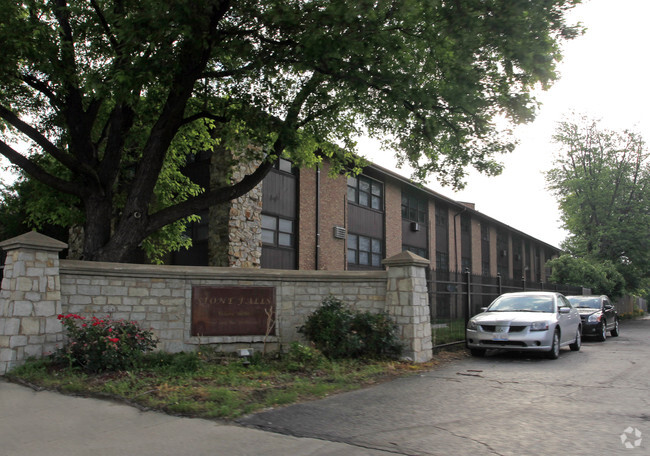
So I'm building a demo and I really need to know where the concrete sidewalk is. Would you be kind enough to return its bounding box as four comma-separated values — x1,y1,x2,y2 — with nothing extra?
0,379,392,456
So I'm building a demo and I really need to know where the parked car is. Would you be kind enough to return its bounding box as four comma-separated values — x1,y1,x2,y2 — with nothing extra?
466,291,582,359
565,295,619,341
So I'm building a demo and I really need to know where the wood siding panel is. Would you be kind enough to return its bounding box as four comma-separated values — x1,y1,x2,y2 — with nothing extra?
262,171,297,217
348,204,383,239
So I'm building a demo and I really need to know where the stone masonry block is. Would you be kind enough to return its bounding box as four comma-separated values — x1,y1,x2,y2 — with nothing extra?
17,277,34,292
45,317,63,334
78,285,101,295
24,344,43,358
10,335,28,348
20,318,41,335
13,302,33,317
0,348,16,362
128,287,150,297
33,302,56,317
69,295,92,305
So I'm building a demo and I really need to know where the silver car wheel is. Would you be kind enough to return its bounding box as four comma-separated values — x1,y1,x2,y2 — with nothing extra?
547,330,560,359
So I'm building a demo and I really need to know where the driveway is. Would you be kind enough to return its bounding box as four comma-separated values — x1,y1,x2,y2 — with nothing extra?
239,319,650,455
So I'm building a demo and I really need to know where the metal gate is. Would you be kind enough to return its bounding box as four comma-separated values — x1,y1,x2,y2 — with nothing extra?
426,269,584,347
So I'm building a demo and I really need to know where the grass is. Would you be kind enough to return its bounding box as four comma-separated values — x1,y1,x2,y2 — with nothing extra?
431,318,467,345
6,347,467,421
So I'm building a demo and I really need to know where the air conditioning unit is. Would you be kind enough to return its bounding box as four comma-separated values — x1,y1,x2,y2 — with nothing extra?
410,222,420,232
333,226,346,239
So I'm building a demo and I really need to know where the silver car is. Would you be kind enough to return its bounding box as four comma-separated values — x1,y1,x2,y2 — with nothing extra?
466,292,582,359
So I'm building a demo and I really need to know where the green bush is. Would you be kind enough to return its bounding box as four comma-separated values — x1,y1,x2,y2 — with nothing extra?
54,314,158,372
299,296,402,359
284,341,326,372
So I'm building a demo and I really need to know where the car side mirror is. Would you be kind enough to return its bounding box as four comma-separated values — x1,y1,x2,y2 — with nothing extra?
604,304,613,310
559,307,571,314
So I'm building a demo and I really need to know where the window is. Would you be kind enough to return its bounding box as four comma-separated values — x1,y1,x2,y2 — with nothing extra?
403,245,428,258
401,193,427,223
274,157,295,174
261,214,294,247
461,256,471,272
435,206,447,227
348,233,382,267
436,251,449,271
185,209,209,242
461,214,471,233
347,175,383,210
482,260,490,277
481,224,490,242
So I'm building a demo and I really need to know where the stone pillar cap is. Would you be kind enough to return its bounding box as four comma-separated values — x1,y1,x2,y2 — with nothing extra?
0,231,68,252
382,250,430,267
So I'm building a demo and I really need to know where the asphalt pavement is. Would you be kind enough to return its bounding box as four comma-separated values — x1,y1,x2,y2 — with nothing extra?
1,318,649,456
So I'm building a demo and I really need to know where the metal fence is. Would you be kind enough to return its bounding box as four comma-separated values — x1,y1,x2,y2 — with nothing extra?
426,269,584,347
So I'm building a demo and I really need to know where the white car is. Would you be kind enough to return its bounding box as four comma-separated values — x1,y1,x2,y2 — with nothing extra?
466,292,582,359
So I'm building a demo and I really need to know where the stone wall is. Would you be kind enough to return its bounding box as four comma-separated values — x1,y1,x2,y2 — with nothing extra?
208,147,263,268
1,233,433,374
0,233,66,374
58,261,388,354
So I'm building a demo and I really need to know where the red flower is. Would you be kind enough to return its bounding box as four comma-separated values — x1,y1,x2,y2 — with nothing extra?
108,337,120,343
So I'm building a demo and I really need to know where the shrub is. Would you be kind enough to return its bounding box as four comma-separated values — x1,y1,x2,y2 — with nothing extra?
299,296,402,359
285,341,326,372
54,314,158,372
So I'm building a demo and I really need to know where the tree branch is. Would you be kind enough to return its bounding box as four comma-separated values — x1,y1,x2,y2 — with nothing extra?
181,111,228,126
18,73,59,107
0,140,83,196
202,61,257,79
145,158,275,236
89,0,121,55
0,104,88,175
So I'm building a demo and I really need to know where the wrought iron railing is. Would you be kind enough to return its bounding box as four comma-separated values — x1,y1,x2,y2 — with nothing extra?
426,269,583,347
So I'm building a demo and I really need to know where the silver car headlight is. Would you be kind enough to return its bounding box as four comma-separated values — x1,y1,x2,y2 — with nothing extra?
467,319,479,330
530,321,549,331
588,312,602,323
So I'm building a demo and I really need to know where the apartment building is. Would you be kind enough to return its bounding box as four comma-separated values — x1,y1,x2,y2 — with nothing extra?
171,155,560,282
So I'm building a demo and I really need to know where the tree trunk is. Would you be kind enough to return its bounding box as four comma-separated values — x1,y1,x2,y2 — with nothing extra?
82,193,114,261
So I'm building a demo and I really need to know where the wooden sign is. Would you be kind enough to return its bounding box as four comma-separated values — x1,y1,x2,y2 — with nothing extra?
191,286,276,337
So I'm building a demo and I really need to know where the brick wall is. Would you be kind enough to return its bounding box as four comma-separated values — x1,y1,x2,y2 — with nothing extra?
298,168,317,270
317,163,347,270
384,179,402,258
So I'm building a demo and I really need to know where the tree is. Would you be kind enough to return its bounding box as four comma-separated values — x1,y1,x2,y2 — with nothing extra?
546,254,625,299
546,115,650,290
0,0,583,262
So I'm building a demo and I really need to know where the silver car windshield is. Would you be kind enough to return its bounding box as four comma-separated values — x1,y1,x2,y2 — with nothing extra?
488,295,554,313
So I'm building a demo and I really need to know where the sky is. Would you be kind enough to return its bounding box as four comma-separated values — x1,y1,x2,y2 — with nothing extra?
1,0,648,249
357,0,650,248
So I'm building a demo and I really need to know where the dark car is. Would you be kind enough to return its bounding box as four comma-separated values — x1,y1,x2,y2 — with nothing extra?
566,295,619,341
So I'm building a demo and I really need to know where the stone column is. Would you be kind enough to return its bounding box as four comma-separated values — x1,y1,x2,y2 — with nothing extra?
0,232,67,375
208,147,263,268
383,251,433,363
